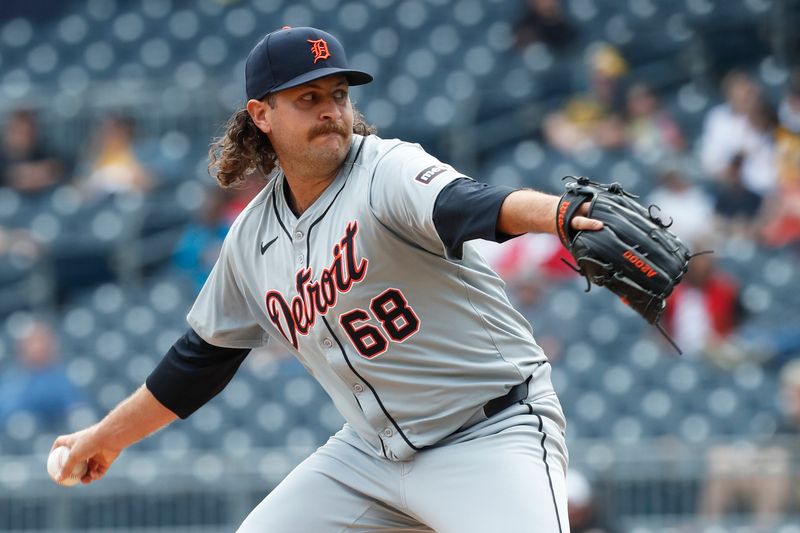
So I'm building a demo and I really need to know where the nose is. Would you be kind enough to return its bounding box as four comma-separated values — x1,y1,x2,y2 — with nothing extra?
319,96,342,122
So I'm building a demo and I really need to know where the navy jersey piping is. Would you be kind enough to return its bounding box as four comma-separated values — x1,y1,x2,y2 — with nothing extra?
321,315,421,451
534,408,564,533
272,180,292,241
302,135,419,452
305,136,366,265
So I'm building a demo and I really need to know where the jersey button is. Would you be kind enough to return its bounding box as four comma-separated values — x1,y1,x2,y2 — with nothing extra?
382,428,393,437
296,254,305,265
322,338,333,348
294,231,303,239
353,384,363,393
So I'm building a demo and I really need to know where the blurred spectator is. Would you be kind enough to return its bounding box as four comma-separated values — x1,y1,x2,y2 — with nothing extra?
698,71,778,197
513,0,577,51
713,322,800,371
0,319,83,428
645,160,714,244
624,83,685,161
509,269,546,317
761,71,800,247
0,226,42,259
567,469,614,533
172,187,232,292
711,151,763,239
76,115,154,197
738,98,779,196
0,109,65,194
0,228,45,315
778,70,800,140
662,244,744,358
700,359,800,529
543,43,628,154
220,173,268,222
698,70,760,176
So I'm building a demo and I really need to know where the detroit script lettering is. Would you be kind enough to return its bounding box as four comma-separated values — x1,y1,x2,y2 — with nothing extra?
265,221,368,348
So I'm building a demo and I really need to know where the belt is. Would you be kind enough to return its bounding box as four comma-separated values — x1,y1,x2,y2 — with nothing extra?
482,375,532,419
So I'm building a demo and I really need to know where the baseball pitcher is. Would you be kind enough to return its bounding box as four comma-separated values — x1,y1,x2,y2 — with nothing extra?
51,27,607,532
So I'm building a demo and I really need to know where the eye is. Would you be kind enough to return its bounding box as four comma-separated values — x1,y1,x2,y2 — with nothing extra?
300,93,314,102
334,89,348,100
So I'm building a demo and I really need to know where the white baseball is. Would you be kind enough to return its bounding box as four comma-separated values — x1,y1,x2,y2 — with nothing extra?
47,446,87,487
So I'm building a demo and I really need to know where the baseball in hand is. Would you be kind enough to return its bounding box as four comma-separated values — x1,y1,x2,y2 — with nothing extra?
47,446,87,487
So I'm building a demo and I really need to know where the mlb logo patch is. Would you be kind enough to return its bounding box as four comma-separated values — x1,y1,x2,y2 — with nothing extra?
414,165,449,185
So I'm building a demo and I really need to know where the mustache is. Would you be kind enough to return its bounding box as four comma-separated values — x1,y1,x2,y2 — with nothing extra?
308,122,348,141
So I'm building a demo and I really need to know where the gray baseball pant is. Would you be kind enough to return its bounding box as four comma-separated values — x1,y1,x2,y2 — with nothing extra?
237,392,569,533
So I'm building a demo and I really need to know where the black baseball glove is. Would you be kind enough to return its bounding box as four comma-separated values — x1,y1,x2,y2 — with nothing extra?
556,176,696,353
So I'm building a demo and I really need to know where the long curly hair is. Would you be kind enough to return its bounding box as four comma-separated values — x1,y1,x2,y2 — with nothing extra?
208,99,376,188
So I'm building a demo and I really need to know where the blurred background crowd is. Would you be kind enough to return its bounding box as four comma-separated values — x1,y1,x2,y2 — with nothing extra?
0,0,799,531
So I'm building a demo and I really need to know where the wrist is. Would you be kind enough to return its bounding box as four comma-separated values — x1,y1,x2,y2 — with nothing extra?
545,194,560,235
89,422,122,452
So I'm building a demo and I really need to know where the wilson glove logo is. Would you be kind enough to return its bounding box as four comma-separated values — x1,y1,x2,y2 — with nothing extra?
557,200,571,245
623,250,658,278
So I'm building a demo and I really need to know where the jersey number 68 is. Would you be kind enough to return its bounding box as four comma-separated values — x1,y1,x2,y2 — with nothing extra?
338,288,420,359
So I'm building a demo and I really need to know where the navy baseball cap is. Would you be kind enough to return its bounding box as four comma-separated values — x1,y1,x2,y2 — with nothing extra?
245,26,373,101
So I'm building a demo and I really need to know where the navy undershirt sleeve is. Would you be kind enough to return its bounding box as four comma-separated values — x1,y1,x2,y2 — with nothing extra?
146,328,251,419
432,178,520,259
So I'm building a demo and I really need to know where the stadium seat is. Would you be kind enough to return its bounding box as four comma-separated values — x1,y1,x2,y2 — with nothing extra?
318,402,345,433
221,428,253,457
222,7,258,40
611,415,643,444
589,315,620,344
640,389,674,420
285,425,321,449
666,362,700,394
568,0,600,23
565,342,599,375
222,380,255,411
67,356,98,388
429,24,461,57
197,36,229,67
157,427,191,458
256,402,288,433
126,354,155,384
167,10,200,41
257,449,296,484
112,12,146,45
337,2,371,32
283,376,319,407
191,403,223,434
97,381,129,411
370,27,400,59
602,364,635,396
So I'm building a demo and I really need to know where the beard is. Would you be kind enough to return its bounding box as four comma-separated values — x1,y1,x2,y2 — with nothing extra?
296,127,352,177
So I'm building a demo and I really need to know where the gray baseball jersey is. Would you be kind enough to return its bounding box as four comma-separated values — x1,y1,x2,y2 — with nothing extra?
187,133,549,462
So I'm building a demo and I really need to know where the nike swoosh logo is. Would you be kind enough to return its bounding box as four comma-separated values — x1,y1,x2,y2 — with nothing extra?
260,236,278,255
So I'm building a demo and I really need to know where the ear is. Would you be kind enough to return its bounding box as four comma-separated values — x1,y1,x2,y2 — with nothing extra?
246,99,272,134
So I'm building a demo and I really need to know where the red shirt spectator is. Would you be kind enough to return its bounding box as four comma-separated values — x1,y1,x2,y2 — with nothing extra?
663,251,741,356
